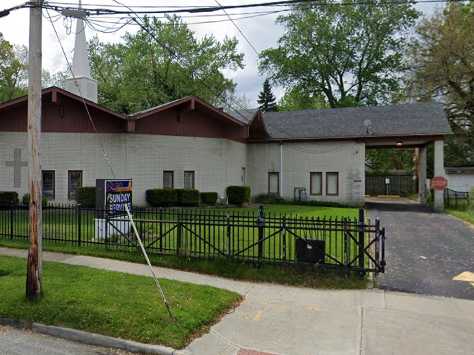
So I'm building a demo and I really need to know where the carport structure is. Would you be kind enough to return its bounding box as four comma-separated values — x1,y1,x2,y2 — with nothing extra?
360,102,451,210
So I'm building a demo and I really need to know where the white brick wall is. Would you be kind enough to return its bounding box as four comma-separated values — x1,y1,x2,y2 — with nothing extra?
247,141,365,206
1,132,364,206
0,132,247,206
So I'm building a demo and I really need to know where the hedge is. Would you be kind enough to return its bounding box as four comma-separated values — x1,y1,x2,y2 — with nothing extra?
0,192,19,206
226,186,251,206
146,189,178,207
176,189,200,207
200,192,218,206
21,193,49,207
76,187,96,208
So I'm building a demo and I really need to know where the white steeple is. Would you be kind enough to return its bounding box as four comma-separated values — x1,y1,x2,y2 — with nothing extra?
62,0,98,103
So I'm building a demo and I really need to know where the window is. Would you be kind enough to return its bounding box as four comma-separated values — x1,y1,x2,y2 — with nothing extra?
42,170,55,200
163,171,174,189
326,172,339,196
268,172,280,195
68,170,83,200
184,171,195,189
310,172,322,195
241,167,246,184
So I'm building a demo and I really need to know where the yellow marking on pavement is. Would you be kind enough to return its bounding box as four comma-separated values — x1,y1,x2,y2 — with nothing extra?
254,310,263,321
453,271,474,282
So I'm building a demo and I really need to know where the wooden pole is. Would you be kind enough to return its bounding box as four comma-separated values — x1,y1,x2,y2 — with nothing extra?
26,0,43,300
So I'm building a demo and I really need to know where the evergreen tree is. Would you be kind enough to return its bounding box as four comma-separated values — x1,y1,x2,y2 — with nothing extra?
257,79,277,112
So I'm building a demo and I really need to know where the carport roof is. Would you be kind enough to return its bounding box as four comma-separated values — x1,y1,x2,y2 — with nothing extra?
254,102,451,141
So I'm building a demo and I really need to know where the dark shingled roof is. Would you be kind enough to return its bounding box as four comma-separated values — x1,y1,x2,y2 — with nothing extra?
261,102,451,140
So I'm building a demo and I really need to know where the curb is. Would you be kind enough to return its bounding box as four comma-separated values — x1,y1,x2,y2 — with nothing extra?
0,317,191,355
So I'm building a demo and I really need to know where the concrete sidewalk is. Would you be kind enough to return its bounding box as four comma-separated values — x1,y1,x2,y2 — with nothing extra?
1,247,473,355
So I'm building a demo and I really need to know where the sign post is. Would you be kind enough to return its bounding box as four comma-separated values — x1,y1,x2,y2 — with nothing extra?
95,179,132,240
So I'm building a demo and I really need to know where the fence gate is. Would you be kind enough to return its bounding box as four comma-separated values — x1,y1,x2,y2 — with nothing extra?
366,174,417,196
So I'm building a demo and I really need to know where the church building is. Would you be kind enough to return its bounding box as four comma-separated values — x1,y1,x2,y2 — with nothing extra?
0,15,451,209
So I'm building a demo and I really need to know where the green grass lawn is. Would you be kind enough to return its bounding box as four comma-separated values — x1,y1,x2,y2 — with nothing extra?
447,208,474,225
0,255,241,349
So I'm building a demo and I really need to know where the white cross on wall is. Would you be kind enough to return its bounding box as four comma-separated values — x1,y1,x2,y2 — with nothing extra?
5,148,28,188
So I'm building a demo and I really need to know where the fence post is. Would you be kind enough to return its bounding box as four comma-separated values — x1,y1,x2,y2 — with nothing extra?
177,210,182,256
358,208,365,276
159,208,163,252
281,215,286,261
257,205,265,263
226,213,231,257
381,227,386,273
10,206,14,239
374,217,380,270
343,219,350,275
77,205,82,247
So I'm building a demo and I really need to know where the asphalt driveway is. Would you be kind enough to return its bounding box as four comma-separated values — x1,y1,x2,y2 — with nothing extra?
367,202,474,300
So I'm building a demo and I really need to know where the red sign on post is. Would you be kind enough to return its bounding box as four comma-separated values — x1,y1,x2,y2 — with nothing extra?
431,176,448,191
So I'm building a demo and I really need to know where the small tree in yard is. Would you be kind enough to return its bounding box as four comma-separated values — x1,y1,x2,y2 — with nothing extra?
257,79,277,112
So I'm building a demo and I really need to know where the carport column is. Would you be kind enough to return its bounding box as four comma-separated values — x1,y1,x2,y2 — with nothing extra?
418,146,427,204
433,139,445,211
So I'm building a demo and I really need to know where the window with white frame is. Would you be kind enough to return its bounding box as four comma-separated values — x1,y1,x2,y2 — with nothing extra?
326,172,339,196
68,170,83,200
42,170,55,200
268,172,280,195
184,171,195,189
310,172,322,195
163,170,174,189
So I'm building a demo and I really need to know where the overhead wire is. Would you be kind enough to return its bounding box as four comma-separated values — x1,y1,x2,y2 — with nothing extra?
107,0,253,121
40,0,467,16
213,0,260,56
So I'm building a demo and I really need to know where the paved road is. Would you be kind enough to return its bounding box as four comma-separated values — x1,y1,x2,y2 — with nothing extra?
1,248,474,355
368,202,474,300
0,325,129,355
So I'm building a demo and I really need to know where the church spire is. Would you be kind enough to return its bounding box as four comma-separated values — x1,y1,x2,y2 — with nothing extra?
62,0,98,103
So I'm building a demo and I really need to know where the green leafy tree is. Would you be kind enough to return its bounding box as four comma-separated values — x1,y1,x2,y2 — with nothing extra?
278,86,328,111
409,2,474,166
89,16,244,114
0,34,26,102
259,0,419,108
257,79,277,111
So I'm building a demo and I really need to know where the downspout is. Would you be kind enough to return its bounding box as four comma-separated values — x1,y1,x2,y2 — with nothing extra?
280,141,283,197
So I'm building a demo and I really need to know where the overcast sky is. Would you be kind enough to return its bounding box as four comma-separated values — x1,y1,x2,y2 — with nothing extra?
0,1,442,106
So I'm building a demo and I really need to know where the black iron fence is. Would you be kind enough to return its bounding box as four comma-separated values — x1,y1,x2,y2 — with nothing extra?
445,188,471,209
0,205,386,274
366,174,417,197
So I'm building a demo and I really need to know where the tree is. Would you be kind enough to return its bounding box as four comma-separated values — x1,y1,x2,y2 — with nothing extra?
0,34,27,102
278,86,328,111
259,0,419,108
257,79,277,111
409,2,474,165
89,16,244,114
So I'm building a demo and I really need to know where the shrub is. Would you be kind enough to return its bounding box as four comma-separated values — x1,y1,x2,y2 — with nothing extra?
226,186,251,206
146,189,178,207
200,192,218,206
76,187,96,208
176,189,200,207
21,193,48,207
0,192,19,206
254,193,285,204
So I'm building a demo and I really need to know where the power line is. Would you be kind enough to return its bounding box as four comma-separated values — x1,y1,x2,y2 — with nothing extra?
107,0,253,121
213,0,260,56
40,0,467,17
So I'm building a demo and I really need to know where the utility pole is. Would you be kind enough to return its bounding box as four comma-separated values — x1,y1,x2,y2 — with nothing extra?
26,0,43,300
